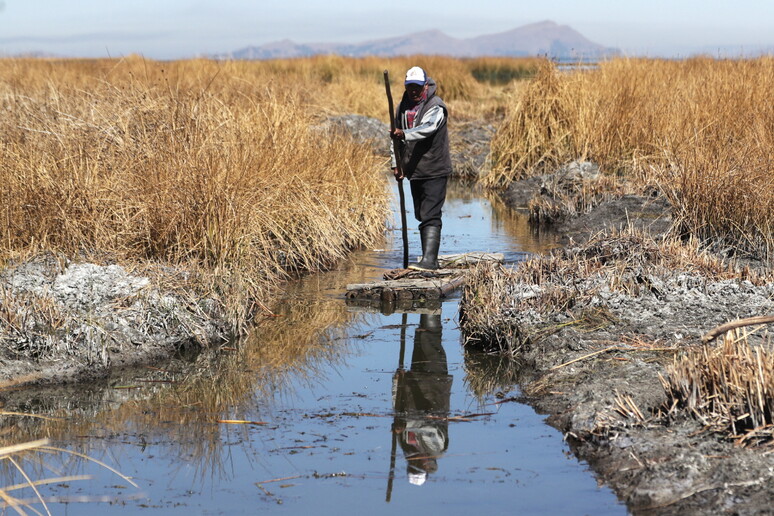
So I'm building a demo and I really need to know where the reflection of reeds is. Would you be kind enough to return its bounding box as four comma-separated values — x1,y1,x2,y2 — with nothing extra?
107,297,357,480
662,331,774,446
487,57,774,260
463,350,525,399
2,273,366,483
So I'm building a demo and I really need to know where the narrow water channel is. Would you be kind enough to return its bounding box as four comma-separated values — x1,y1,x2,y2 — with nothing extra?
2,180,627,515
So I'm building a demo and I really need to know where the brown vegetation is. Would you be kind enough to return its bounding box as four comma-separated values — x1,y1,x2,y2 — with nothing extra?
0,55,541,335
487,57,774,260
268,54,537,120
0,57,390,331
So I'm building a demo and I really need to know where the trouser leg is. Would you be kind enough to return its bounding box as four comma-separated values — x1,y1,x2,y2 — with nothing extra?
409,176,448,231
408,177,446,271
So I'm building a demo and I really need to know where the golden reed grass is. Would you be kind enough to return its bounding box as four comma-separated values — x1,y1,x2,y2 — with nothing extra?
487,57,774,260
255,54,538,120
0,57,392,329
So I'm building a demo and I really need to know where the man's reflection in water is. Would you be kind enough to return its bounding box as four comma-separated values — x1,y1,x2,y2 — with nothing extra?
392,314,453,487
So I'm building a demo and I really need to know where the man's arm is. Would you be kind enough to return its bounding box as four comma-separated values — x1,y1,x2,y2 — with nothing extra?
403,105,445,142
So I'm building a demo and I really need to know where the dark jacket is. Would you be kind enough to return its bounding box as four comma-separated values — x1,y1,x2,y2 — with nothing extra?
395,78,452,180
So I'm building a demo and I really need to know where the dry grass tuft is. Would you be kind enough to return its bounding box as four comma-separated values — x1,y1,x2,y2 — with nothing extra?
662,330,774,446
0,438,138,512
459,263,531,354
488,59,576,183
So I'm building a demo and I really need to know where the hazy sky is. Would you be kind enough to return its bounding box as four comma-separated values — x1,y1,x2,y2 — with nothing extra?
1,0,772,59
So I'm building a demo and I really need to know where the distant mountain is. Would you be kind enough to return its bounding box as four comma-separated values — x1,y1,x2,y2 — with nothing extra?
222,21,618,60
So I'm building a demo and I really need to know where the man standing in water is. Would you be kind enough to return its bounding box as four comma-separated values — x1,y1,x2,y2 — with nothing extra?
391,66,453,271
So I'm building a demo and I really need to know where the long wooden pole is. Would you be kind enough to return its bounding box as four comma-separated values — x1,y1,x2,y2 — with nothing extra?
384,70,410,269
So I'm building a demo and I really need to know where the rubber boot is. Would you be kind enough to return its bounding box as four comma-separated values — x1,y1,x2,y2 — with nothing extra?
409,226,440,271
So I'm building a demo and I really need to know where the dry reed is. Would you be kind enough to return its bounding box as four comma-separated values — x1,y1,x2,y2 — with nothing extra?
0,438,138,512
487,57,774,260
265,54,537,120
0,54,544,339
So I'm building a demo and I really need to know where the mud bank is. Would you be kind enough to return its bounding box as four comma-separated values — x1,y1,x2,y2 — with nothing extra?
499,161,673,245
0,254,228,386
480,172,774,514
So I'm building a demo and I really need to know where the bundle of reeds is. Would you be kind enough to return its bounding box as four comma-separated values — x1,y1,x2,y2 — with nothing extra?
488,59,575,182
662,332,774,446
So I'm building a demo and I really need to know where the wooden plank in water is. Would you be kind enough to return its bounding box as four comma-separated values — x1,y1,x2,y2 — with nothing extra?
345,271,464,314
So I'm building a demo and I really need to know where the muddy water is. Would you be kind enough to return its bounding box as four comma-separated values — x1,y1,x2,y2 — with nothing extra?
1,181,626,515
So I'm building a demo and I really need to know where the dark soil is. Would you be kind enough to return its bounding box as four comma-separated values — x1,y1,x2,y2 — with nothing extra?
492,170,774,515
500,164,673,244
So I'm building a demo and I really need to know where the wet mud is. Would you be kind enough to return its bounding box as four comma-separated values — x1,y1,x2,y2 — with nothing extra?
494,173,774,515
